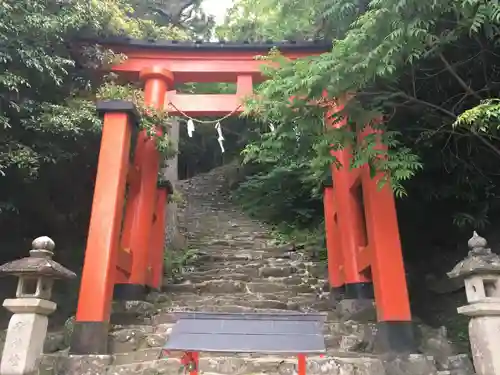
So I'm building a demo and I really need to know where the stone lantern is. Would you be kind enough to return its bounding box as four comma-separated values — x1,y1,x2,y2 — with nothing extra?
448,231,500,375
0,236,76,375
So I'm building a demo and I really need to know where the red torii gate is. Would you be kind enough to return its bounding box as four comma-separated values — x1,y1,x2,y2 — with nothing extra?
69,39,413,355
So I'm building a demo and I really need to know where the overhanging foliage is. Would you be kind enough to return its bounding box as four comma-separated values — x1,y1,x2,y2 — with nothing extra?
217,0,500,231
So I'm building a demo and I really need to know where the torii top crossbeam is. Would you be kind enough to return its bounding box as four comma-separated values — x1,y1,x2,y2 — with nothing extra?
100,37,332,116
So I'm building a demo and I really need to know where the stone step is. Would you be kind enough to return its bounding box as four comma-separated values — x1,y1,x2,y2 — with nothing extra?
188,228,271,235
112,348,162,365
187,228,264,233
187,249,295,262
183,258,325,276
155,289,331,309
174,272,253,283
189,236,276,244
187,234,269,241
185,260,265,271
160,304,310,315
172,265,261,278
173,270,320,285
103,353,411,375
175,263,322,282
111,302,332,328
153,291,324,306
246,281,318,294
188,247,274,255
108,352,474,375
114,349,268,366
162,279,320,295
108,324,173,353
109,347,376,366
150,309,340,326
41,324,174,355
161,296,327,312
183,259,268,271
149,311,343,329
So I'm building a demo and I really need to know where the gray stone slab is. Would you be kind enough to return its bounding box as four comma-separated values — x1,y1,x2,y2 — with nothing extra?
164,312,327,354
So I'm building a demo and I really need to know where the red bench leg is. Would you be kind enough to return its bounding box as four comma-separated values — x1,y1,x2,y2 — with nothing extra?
297,354,306,375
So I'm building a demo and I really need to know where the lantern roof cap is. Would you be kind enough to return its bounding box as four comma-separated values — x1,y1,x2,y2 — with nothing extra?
0,236,76,279
448,232,500,279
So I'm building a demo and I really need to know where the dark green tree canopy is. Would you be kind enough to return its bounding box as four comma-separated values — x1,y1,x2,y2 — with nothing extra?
0,0,187,236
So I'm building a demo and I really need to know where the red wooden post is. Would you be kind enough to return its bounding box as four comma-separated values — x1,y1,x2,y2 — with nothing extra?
325,100,372,298
323,176,344,288
358,125,413,350
114,247,131,284
70,101,137,354
362,166,411,321
115,153,142,295
190,352,199,375
297,354,307,375
116,66,173,300
147,182,170,289
181,351,198,375
116,164,138,285
120,164,141,258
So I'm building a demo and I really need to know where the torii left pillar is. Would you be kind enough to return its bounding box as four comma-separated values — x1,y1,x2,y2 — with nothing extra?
70,100,138,354
115,67,173,300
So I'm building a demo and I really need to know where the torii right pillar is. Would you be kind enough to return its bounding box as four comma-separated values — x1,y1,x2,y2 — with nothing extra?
324,99,414,353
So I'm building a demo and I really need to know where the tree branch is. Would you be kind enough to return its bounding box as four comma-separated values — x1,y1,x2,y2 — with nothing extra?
359,90,500,159
357,90,457,119
470,130,500,159
438,52,482,100
151,0,199,26
395,92,458,119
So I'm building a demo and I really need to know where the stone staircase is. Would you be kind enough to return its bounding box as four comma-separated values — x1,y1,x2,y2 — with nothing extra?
37,166,474,375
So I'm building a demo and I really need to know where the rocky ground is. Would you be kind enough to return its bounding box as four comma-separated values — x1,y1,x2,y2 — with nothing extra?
2,166,476,374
